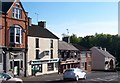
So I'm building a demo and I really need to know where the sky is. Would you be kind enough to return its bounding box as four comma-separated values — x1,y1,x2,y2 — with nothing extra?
21,1,118,39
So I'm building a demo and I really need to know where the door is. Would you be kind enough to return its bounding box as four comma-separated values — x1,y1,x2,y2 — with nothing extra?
14,61,20,75
85,62,87,70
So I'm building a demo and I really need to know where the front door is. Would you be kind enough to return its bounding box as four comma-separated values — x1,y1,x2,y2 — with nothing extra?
14,61,20,75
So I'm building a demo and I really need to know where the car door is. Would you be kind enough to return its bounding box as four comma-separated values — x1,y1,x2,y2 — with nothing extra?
78,69,84,78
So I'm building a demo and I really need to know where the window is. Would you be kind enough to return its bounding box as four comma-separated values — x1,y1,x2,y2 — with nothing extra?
80,52,86,57
10,61,12,69
10,26,22,44
50,40,53,48
36,50,40,59
47,63,54,71
87,53,91,57
88,62,91,66
36,38,39,48
81,62,85,67
21,61,23,68
50,50,53,59
44,51,49,56
0,54,2,63
12,7,22,19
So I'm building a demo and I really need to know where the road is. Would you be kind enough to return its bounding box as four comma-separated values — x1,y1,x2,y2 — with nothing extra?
22,71,120,83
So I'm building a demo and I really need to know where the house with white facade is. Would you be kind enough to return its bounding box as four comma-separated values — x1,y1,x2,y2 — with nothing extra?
91,47,116,71
27,21,59,76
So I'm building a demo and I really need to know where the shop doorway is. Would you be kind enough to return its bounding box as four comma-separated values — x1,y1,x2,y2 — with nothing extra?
14,61,20,76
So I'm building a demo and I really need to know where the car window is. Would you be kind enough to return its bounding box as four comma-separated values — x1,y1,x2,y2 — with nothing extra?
0,73,11,80
65,69,74,72
0,73,4,78
3,73,11,79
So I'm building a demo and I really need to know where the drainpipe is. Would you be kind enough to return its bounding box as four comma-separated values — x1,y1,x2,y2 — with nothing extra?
3,12,7,73
24,14,28,77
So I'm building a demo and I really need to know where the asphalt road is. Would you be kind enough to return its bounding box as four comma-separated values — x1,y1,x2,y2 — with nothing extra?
21,71,120,83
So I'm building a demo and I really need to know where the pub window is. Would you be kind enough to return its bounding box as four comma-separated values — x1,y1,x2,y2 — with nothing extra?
21,60,23,68
47,63,54,71
36,50,40,59
50,50,53,59
36,38,39,48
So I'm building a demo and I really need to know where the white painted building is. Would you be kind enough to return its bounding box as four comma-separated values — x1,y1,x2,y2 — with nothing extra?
27,21,59,76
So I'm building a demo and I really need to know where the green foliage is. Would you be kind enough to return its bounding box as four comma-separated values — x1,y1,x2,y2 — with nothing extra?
70,33,120,65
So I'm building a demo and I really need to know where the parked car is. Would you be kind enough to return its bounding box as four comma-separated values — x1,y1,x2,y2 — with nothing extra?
63,68,86,81
0,73,23,83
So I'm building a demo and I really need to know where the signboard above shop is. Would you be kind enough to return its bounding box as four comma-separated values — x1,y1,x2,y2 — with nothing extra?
30,59,59,65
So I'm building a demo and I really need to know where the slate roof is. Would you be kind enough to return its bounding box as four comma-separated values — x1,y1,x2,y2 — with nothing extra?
28,25,59,39
1,0,26,15
59,41,78,51
1,0,14,13
72,44,90,51
90,47,115,58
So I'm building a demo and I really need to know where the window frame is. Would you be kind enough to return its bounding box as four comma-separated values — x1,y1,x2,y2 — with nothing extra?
10,26,22,44
36,50,40,59
47,63,54,71
50,40,53,48
36,38,39,48
12,6,22,19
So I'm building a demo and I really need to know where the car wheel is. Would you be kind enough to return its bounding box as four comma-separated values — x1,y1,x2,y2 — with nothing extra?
83,75,86,80
76,76,79,81
16,81,22,83
63,78,67,81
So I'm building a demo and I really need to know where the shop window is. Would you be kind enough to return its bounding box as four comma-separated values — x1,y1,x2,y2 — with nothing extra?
47,63,54,71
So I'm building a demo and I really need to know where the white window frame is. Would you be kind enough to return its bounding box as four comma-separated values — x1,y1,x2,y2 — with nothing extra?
14,28,22,44
12,6,22,19
10,25,22,44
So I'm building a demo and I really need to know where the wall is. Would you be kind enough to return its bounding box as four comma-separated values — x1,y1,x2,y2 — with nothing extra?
27,36,58,75
91,49,105,70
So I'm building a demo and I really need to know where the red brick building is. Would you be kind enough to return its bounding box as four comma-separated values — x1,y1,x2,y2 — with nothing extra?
0,0,28,77
72,44,92,72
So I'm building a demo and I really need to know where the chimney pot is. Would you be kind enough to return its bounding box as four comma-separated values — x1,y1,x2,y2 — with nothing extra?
104,48,106,51
38,21,46,28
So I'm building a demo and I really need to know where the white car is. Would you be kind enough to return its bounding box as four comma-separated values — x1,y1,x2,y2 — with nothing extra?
0,73,23,83
63,68,86,81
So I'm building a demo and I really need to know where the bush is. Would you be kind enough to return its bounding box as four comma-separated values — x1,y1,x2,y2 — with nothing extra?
115,67,120,71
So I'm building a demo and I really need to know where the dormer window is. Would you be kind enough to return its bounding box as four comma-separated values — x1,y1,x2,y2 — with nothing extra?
10,25,22,44
12,5,22,19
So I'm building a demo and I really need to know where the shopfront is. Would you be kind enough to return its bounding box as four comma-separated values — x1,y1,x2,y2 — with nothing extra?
29,59,59,76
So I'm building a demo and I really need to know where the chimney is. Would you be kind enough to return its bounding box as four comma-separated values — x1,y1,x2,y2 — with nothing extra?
104,48,106,51
38,21,46,28
99,47,102,50
28,17,32,26
62,36,70,43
